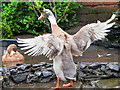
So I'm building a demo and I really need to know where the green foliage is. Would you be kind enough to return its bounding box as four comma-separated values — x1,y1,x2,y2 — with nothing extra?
2,2,42,37
0,22,13,39
2,2,82,38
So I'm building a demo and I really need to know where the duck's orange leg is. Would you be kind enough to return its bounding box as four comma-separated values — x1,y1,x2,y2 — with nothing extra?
63,80,73,87
56,77,60,88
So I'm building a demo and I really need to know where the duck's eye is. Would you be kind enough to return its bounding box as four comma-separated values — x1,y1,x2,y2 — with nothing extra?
44,12,50,18
46,11,50,15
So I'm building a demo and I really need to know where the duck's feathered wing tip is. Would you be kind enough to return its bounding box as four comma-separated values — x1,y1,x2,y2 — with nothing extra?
72,14,116,56
105,14,116,24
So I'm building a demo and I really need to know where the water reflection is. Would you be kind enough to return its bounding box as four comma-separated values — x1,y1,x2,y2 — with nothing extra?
0,45,119,67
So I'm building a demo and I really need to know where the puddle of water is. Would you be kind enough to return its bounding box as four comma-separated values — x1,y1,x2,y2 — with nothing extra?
0,45,119,67
96,78,120,88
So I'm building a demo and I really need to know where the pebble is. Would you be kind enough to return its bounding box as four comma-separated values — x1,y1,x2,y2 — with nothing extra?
32,62,47,68
17,64,31,71
0,67,7,74
35,71,42,77
16,63,23,66
42,71,52,78
45,63,53,67
100,62,108,65
101,65,106,71
89,62,100,68
27,74,35,79
10,69,17,74
79,63,87,69
39,62,47,66
32,64,42,68
108,64,119,71
11,73,28,83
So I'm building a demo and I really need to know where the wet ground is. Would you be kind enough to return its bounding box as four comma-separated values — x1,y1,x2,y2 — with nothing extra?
1,45,119,67
11,81,83,88
11,78,120,88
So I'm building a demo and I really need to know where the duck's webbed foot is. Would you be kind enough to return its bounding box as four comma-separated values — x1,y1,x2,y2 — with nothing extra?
63,80,73,87
51,77,60,90
56,77,61,89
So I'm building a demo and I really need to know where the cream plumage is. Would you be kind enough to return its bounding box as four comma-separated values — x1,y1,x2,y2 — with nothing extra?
17,9,116,88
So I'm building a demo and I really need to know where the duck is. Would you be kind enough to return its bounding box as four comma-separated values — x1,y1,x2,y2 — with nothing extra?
17,9,116,89
2,44,25,62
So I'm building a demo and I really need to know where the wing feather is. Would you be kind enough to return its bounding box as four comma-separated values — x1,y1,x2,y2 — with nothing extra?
72,14,116,56
17,34,64,60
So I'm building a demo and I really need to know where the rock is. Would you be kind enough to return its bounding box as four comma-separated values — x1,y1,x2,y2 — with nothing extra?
45,63,53,67
79,63,87,69
17,64,31,71
11,73,28,83
35,71,42,77
26,74,35,83
39,62,47,66
32,64,42,68
10,69,17,74
0,67,7,74
31,67,41,72
32,62,47,68
0,76,3,88
27,76,38,83
101,65,106,71
46,67,53,71
16,63,23,66
89,62,101,68
42,71,52,78
39,76,52,83
78,71,86,78
100,62,108,65
91,80,99,88
108,64,119,71
27,73,35,79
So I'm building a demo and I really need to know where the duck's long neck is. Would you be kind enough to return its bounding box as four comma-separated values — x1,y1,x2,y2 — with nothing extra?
48,15,57,25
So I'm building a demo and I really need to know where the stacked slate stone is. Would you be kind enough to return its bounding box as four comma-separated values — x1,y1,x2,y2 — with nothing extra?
77,62,120,82
1,62,120,88
2,62,55,88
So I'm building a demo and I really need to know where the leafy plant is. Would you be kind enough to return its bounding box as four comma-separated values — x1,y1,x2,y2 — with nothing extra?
0,22,13,39
2,2,82,38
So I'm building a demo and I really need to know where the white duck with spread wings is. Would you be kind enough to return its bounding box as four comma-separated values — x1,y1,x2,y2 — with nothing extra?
17,9,116,88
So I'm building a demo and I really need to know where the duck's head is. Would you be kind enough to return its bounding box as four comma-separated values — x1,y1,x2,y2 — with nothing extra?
7,44,17,56
38,9,57,25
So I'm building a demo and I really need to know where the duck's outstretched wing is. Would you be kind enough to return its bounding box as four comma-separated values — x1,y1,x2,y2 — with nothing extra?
72,14,116,56
17,34,63,60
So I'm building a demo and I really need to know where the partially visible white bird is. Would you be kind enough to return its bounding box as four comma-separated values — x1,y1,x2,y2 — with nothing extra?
17,9,116,89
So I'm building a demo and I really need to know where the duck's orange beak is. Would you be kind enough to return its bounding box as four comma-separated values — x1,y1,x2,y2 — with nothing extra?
38,14,44,20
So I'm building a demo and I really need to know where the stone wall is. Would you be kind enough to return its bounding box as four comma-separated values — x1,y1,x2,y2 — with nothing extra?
1,62,120,88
